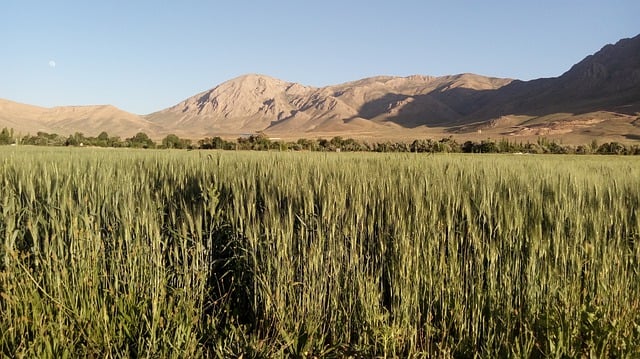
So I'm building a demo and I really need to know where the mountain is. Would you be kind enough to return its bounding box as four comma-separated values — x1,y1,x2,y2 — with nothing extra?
2,34,639,143
0,99,161,138
147,74,315,137
478,34,640,117
146,34,640,142
0,99,48,132
146,73,513,137
447,34,640,140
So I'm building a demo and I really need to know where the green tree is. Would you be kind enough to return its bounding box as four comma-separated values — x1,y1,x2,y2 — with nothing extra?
249,132,271,150
93,131,110,147
0,127,13,145
478,140,498,153
597,142,627,155
161,134,187,149
25,132,66,146
199,136,233,150
127,132,155,148
65,132,86,146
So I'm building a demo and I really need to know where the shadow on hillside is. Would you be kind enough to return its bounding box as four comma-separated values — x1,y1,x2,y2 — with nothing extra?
358,93,411,119
354,77,640,131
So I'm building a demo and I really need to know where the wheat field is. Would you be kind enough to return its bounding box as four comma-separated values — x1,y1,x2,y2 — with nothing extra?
1,147,639,357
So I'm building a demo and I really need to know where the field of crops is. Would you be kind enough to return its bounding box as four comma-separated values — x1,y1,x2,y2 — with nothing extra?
1,147,639,357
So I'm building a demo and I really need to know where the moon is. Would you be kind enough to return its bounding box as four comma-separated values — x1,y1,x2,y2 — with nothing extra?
48,60,56,68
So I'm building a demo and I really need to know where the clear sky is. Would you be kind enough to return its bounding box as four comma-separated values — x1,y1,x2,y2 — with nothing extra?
1,1,638,114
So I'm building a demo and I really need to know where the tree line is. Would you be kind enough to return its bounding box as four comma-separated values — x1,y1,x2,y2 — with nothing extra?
1,127,639,155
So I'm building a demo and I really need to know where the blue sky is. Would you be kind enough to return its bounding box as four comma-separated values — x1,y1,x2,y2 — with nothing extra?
1,1,638,114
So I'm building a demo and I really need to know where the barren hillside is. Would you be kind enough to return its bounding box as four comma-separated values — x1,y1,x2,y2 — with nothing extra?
0,99,160,138
146,73,513,136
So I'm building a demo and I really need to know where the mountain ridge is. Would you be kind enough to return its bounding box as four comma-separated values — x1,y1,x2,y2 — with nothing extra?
0,98,161,138
1,34,639,143
147,72,516,136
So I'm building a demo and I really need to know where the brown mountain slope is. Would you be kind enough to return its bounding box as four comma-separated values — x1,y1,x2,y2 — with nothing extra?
147,73,513,137
147,74,314,137
42,105,163,138
0,99,159,138
446,34,640,141
477,34,640,118
0,99,49,132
